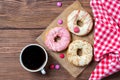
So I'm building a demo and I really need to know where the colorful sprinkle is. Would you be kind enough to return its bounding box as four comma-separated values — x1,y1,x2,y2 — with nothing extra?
49,64,55,69
55,64,60,70
59,53,65,58
58,19,63,25
57,2,62,7
74,27,80,33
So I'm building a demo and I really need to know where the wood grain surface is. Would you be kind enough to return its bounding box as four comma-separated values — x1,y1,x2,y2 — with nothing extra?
0,0,120,80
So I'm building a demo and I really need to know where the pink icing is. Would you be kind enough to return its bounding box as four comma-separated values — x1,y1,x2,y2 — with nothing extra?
74,26,80,33
45,27,70,52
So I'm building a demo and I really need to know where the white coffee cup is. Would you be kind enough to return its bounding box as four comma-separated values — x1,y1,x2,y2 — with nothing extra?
20,44,48,74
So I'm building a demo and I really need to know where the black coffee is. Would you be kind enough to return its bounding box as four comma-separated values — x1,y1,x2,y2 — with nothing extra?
22,45,46,70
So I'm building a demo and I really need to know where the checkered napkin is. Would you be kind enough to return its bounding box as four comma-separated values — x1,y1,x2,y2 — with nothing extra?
89,0,120,80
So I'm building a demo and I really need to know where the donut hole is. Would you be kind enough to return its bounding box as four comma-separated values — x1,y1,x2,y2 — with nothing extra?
54,36,61,42
77,20,83,27
77,49,82,56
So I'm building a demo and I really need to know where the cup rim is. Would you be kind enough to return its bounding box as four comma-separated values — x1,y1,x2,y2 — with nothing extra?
20,44,48,72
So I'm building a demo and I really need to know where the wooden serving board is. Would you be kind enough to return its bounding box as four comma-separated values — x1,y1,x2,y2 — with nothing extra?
36,0,94,77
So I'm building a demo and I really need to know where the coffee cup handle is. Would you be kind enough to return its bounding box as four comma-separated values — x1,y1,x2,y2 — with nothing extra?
40,69,46,75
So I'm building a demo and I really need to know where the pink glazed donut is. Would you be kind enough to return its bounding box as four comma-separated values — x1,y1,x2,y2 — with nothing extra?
45,27,71,52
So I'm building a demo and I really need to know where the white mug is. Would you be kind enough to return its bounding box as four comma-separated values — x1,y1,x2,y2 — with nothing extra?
20,44,48,74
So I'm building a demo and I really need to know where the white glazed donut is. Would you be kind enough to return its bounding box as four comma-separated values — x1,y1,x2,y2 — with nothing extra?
67,10,93,36
67,40,93,66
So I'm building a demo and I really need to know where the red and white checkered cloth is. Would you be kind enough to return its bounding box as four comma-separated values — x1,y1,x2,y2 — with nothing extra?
89,0,120,80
